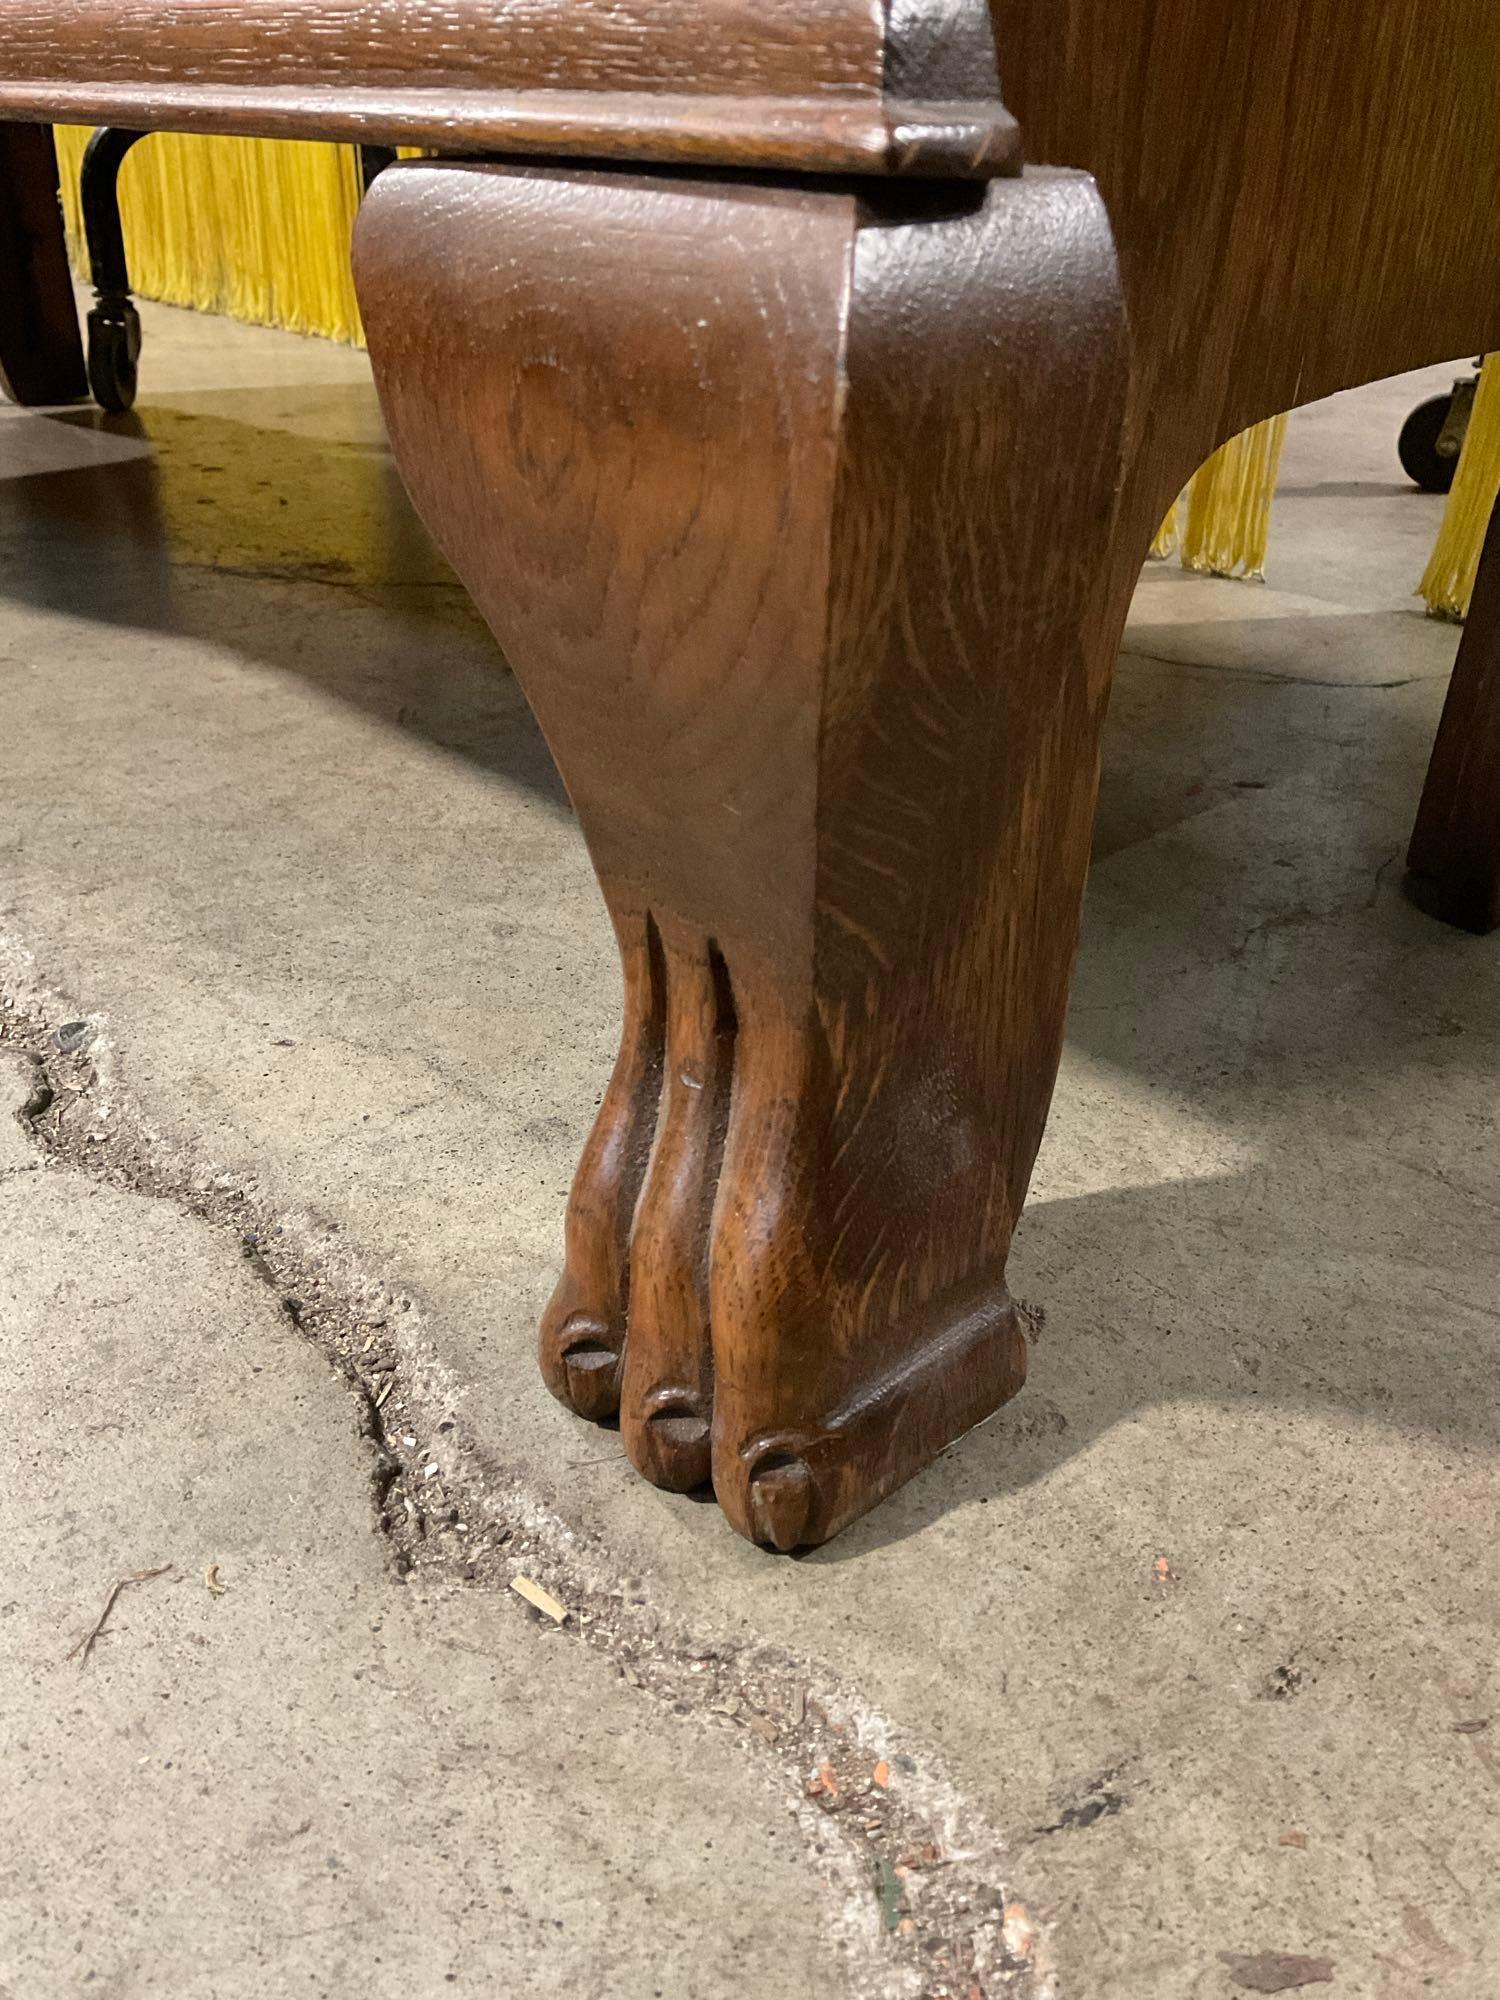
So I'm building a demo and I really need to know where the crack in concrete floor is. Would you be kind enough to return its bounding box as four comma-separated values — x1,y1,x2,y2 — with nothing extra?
1,952,1050,2000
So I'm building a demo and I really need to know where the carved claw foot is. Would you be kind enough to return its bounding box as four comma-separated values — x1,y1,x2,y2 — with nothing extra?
357,153,1137,1546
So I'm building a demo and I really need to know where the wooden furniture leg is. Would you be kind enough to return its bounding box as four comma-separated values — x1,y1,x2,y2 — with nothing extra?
1408,497,1500,934
355,160,1138,1548
0,122,86,406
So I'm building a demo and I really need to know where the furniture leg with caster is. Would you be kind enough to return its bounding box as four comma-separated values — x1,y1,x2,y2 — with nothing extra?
78,125,146,412
73,130,398,414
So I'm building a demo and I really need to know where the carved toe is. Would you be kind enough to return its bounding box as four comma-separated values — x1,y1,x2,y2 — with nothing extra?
542,1311,624,1420
632,1393,713,1491
744,1447,817,1552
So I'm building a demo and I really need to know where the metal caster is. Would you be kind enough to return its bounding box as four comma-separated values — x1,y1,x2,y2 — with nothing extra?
85,297,142,412
80,125,147,413
1399,373,1478,494
72,129,399,414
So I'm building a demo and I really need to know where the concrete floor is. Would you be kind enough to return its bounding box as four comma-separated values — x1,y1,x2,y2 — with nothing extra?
1,299,1496,2000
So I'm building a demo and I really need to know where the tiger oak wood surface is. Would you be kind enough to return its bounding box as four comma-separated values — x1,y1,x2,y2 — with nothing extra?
988,0,1500,933
0,0,1019,177
0,122,85,405
354,162,1132,1547
989,0,1500,546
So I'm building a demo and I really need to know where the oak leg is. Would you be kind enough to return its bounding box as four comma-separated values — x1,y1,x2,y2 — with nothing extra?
355,161,1135,1547
0,124,87,407
1407,496,1500,934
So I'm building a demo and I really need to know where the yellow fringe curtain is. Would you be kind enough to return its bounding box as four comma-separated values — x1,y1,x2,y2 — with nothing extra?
1153,376,1500,621
1180,415,1289,579
1148,415,1290,580
1419,356,1500,621
1148,499,1181,562
53,127,369,346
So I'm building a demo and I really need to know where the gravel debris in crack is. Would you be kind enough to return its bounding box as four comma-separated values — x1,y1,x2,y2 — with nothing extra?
1,954,1052,2000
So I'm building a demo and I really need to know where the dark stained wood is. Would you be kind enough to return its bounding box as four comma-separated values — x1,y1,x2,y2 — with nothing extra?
0,0,1019,179
1408,500,1500,933
0,121,86,406
354,161,1134,1547
0,86,1018,180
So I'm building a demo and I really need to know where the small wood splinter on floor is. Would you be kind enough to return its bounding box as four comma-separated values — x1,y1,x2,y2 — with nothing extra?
510,1575,568,1623
66,1564,173,1666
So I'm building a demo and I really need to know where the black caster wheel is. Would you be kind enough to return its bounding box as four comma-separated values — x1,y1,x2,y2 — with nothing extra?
86,299,141,413
1398,390,1463,494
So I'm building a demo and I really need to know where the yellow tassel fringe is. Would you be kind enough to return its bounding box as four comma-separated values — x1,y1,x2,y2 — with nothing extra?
1148,497,1181,562
53,127,369,346
1179,414,1289,580
1149,415,1288,580
1418,357,1499,622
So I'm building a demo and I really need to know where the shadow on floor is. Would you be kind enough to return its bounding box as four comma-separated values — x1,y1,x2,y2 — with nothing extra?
816,796,1500,1556
4,386,1495,1566
0,396,570,811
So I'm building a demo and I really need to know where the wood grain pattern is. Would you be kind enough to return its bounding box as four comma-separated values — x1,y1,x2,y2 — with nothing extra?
0,122,86,405
987,0,1500,541
0,0,1020,178
3,0,883,94
355,160,1133,1547
989,0,1500,931
1408,499,1500,933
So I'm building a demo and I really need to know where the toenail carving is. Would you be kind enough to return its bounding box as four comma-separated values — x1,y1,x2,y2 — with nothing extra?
557,1327,624,1420
746,1452,816,1552
638,1396,713,1491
